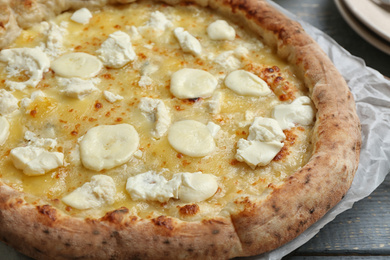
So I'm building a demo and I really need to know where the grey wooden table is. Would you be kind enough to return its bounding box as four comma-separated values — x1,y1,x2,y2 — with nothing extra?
273,0,390,259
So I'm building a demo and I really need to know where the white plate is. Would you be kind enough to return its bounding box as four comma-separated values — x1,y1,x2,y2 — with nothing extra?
334,0,390,55
344,0,390,43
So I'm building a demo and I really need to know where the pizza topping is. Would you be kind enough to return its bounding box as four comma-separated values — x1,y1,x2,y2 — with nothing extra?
0,89,19,116
62,175,116,209
126,171,218,203
224,70,272,96
96,31,136,68
0,117,10,145
273,96,315,130
170,68,218,99
140,11,173,35
206,91,223,114
213,50,241,71
51,52,103,78
10,146,64,176
40,21,68,60
174,27,202,56
70,8,93,25
79,124,139,171
138,62,158,88
24,131,57,150
58,77,100,100
126,171,182,202
235,117,285,168
139,97,171,138
0,47,50,90
178,172,218,203
20,90,45,113
206,122,221,138
103,90,124,103
168,120,216,157
207,20,236,41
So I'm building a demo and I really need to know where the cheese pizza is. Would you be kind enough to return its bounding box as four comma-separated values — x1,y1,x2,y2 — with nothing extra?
0,0,361,259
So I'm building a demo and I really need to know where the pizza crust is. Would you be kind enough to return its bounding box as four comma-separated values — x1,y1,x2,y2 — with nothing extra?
0,0,361,259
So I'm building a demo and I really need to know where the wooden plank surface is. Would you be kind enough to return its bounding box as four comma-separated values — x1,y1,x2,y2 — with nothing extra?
274,0,390,259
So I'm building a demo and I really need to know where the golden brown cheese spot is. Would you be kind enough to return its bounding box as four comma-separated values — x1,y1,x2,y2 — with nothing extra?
244,64,297,101
178,204,200,217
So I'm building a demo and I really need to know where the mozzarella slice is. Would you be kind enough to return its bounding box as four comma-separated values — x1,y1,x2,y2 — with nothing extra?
51,52,102,78
170,68,217,99
207,20,236,41
224,70,271,96
178,172,218,203
62,175,116,210
10,146,64,176
174,27,202,56
79,124,139,171
0,117,10,145
272,96,315,130
96,31,136,68
168,120,216,157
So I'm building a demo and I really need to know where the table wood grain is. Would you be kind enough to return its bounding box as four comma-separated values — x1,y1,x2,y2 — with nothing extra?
273,0,390,259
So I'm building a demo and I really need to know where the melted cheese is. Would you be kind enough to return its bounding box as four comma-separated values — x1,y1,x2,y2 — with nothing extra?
0,2,314,220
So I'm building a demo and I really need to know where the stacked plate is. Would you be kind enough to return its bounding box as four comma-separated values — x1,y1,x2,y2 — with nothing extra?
335,0,390,55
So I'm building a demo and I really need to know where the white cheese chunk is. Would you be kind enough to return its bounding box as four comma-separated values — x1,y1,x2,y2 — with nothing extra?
225,70,271,96
51,52,102,78
139,11,173,36
272,96,315,130
20,90,45,113
213,51,241,71
170,68,218,99
126,171,182,203
24,131,57,150
178,172,218,203
103,90,124,103
207,20,236,41
235,139,284,168
235,117,285,168
126,171,218,203
79,124,139,171
247,117,286,142
58,77,100,100
174,27,202,56
0,90,18,116
62,175,116,210
206,91,223,114
138,62,158,87
70,8,93,24
96,31,136,68
10,146,64,176
39,21,68,60
126,25,141,40
0,116,10,145
0,47,50,90
139,97,171,138
168,120,216,157
206,122,221,138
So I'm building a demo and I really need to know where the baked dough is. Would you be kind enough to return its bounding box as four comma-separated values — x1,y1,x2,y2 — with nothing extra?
0,0,361,259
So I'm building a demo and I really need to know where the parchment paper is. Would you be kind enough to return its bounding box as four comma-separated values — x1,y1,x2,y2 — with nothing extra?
1,1,390,259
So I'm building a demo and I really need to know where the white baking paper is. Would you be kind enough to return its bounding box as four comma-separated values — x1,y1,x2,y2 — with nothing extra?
1,1,390,260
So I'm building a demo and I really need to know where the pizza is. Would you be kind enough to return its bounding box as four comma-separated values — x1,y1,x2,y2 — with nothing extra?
0,0,361,259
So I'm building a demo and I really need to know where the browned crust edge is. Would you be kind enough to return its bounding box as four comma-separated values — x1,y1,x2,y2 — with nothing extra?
0,0,361,259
